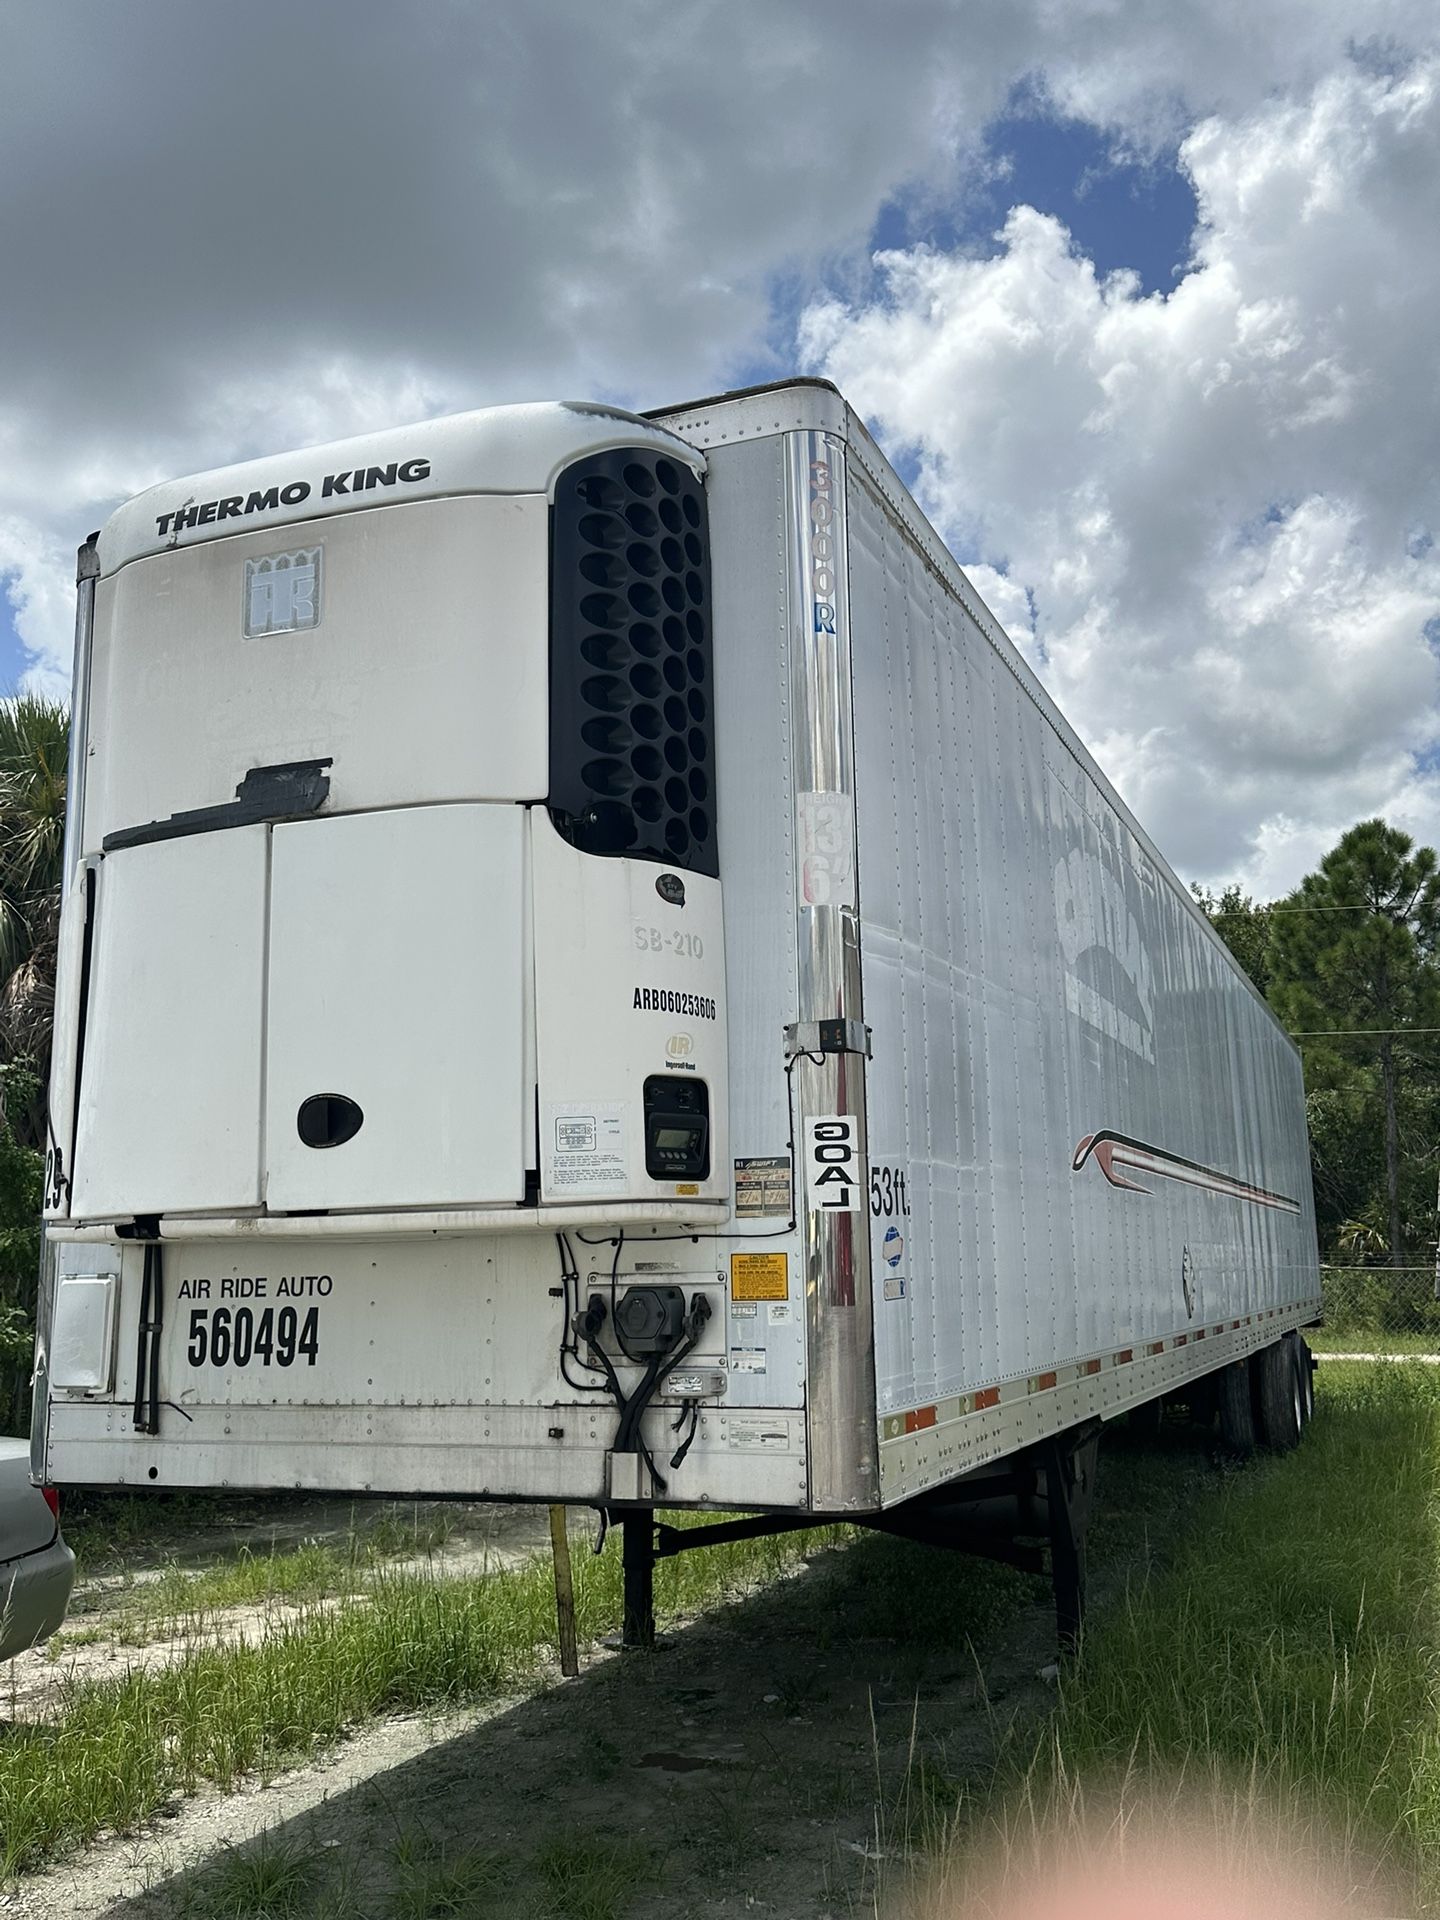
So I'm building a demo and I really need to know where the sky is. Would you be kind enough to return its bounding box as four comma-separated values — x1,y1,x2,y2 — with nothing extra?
3,1,1438,898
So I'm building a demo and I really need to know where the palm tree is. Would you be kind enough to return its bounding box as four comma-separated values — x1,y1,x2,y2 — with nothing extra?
0,695,69,1150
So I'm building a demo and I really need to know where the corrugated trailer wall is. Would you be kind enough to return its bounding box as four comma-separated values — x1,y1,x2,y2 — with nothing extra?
846,449,1320,1480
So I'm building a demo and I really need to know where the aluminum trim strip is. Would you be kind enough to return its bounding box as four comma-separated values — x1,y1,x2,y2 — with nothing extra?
876,1297,1323,1505
784,428,878,1511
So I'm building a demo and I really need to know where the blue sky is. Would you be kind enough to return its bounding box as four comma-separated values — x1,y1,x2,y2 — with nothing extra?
872,110,1198,297
0,588,33,696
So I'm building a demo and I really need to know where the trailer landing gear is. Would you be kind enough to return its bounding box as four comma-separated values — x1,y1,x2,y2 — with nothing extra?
609,1419,1103,1655
621,1510,656,1651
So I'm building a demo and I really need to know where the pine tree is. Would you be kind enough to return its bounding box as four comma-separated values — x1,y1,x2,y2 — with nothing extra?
1268,820,1440,1266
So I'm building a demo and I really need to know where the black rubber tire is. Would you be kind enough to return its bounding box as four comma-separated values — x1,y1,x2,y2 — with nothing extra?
1253,1339,1302,1451
1286,1331,1315,1427
1216,1361,1256,1455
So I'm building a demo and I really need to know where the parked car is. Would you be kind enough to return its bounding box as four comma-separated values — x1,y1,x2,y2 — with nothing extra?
0,1440,74,1659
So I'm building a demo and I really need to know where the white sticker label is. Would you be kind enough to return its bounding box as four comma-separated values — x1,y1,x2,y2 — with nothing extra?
806,1114,862,1213
727,1415,791,1449
767,1301,794,1324
797,791,856,909
729,1347,767,1373
545,1103,627,1194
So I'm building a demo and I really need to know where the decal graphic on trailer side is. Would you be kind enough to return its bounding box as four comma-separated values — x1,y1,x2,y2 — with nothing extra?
1073,1130,1300,1213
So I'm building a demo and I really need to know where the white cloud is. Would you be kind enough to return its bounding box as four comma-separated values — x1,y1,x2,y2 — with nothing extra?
4,3,1440,888
0,518,75,701
800,57,1440,892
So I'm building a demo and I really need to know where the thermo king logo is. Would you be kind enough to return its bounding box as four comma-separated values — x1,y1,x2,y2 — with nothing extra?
244,549,322,638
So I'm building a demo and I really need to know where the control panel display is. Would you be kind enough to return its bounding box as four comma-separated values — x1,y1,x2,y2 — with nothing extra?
643,1076,710,1180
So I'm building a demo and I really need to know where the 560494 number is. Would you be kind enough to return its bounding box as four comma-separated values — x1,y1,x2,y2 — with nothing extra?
186,1305,319,1369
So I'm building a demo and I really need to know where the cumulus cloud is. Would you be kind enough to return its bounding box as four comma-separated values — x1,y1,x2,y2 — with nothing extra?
3,1,1439,886
800,56,1440,890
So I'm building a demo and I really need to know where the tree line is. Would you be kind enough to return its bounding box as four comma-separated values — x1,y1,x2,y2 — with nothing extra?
0,693,1431,1430
1194,818,1440,1266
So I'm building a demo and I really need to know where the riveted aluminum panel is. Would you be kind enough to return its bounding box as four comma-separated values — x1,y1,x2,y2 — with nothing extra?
41,1232,806,1509
844,448,1320,1476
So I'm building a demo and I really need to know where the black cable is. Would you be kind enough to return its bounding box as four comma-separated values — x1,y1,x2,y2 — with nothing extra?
577,1326,669,1493
132,1241,164,1435
669,1399,701,1472
145,1243,163,1435
555,1234,608,1393
609,1229,624,1344
132,1244,152,1432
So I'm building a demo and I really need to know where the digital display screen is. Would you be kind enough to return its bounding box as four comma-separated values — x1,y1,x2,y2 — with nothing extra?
655,1126,699,1150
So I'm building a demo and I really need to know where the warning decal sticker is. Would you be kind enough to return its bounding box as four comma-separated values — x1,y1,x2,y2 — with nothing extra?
731,1252,789,1302
545,1102,627,1195
734,1156,792,1219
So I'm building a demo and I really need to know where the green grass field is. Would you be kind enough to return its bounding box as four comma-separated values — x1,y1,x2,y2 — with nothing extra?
1309,1325,1440,1354
916,1361,1440,1915
0,1512,843,1878
8,1361,1440,1916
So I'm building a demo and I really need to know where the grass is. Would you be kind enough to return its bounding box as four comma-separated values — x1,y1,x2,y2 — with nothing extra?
388,1826,510,1919
1309,1325,1440,1354
0,1510,841,1877
177,1834,323,1919
15,1362,1440,1913
536,1835,659,1920
55,1510,457,1650
898,1362,1440,1915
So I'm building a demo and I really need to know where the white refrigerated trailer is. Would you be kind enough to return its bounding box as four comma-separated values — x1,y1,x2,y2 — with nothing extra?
34,379,1320,1640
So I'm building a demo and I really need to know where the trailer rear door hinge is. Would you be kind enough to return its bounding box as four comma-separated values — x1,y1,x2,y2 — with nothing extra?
785,1019,871,1060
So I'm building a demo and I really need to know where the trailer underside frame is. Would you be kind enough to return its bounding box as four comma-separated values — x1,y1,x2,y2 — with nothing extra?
618,1415,1104,1655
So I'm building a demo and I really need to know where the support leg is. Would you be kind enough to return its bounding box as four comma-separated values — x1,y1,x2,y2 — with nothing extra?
549,1505,579,1678
1041,1424,1100,1651
621,1511,655,1651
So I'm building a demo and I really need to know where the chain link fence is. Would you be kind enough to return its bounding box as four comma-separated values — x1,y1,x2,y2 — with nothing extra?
1317,1262,1440,1351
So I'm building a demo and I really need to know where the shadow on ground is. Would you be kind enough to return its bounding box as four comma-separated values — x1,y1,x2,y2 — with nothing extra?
38,1420,1221,1920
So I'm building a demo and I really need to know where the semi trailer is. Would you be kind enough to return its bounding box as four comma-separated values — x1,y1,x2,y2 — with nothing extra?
33,378,1320,1642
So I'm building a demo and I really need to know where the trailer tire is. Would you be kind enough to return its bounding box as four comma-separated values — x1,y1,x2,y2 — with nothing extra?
1253,1340,1302,1451
1215,1362,1255,1456
1286,1331,1314,1427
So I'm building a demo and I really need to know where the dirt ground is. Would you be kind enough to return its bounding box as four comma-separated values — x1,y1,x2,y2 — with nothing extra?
0,1497,557,1726
3,1426,1213,1919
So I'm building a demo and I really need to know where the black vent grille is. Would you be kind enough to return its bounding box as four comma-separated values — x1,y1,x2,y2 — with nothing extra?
549,447,716,877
